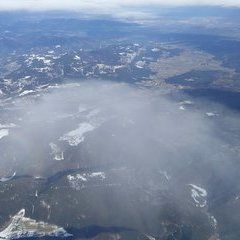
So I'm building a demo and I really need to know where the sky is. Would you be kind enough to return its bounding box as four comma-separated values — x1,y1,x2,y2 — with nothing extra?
0,0,240,12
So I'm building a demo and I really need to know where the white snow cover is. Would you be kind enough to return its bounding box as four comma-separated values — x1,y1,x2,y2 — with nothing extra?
67,172,106,190
159,171,170,181
0,172,16,182
78,106,87,113
135,61,145,69
0,123,16,129
59,122,95,146
145,234,156,240
49,143,64,161
89,172,106,178
151,48,160,52
0,129,9,140
189,184,207,208
179,106,185,111
180,100,194,105
206,112,218,117
210,215,218,229
68,174,88,182
86,108,101,119
74,55,81,60
68,172,106,182
19,90,35,97
0,209,72,239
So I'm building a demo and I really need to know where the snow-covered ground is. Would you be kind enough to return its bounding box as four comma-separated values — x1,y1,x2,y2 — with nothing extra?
0,123,16,129
206,112,218,117
67,171,106,190
189,184,207,208
0,209,72,239
0,172,16,182
159,171,171,181
210,215,218,229
59,122,96,146
19,90,36,97
49,143,64,161
135,61,145,69
179,106,185,111
151,48,160,52
145,234,156,240
180,100,194,105
0,129,9,140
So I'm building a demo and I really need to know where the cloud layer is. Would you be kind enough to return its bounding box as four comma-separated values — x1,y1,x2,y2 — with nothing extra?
0,0,239,12
1,80,238,179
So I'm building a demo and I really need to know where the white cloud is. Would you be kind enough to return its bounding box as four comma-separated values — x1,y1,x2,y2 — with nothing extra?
0,0,240,11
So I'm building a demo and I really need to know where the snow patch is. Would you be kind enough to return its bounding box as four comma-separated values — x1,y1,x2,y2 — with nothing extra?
49,143,64,161
0,129,9,140
206,112,218,117
159,171,170,181
0,209,71,239
59,122,95,146
78,106,87,113
145,234,156,240
67,172,106,190
180,100,193,105
0,172,16,183
89,172,106,178
179,106,185,111
151,48,160,52
74,55,81,60
210,215,218,229
135,61,145,69
19,90,35,97
0,123,16,129
189,184,207,208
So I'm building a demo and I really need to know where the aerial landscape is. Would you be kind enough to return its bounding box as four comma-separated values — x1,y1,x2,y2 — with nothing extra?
0,0,240,239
